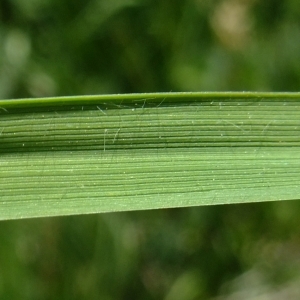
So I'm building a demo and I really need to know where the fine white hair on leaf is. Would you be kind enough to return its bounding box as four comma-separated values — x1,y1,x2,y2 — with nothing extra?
140,97,156,108
113,128,120,144
156,97,166,108
0,107,8,112
97,106,106,115
221,119,247,133
104,129,108,152
262,120,274,134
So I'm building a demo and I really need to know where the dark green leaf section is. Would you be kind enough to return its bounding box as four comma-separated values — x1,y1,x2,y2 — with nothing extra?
1,92,300,220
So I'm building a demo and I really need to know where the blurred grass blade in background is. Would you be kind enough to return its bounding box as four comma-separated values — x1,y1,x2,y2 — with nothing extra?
0,92,300,220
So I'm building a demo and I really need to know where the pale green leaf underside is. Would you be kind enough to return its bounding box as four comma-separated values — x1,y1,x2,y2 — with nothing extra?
1,92,300,220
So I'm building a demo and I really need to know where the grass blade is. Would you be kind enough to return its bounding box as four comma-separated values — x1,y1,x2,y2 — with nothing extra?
1,92,300,220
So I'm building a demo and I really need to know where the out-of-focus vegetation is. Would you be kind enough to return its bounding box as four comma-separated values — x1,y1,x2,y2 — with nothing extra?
1,0,300,98
1,0,300,299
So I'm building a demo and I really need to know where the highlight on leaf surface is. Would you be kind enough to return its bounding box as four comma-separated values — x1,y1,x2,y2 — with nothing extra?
0,92,300,220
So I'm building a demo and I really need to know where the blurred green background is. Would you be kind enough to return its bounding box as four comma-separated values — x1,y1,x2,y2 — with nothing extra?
1,0,300,299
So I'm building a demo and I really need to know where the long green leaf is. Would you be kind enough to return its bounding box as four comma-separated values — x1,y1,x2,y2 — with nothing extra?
1,92,300,220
